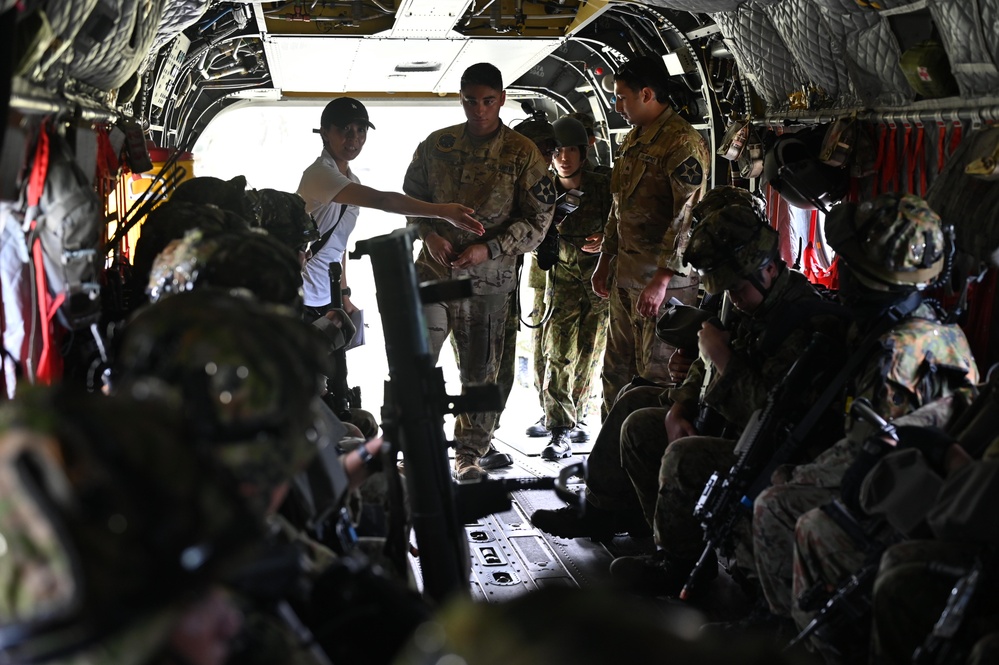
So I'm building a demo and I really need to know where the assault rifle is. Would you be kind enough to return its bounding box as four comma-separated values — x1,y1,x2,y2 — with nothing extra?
326,261,361,419
913,558,986,665
681,332,839,600
352,227,583,602
786,401,900,656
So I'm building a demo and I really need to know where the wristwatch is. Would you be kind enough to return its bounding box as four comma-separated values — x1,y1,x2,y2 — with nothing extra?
340,287,352,297
355,442,374,465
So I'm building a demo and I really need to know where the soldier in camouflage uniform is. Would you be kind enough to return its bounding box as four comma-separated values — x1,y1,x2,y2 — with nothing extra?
0,385,258,664
537,115,612,459
403,62,555,480
870,434,999,664
750,194,978,652
565,111,613,176
606,191,844,596
591,56,709,418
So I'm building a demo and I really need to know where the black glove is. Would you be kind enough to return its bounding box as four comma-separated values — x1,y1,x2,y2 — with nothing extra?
894,425,953,476
840,436,893,516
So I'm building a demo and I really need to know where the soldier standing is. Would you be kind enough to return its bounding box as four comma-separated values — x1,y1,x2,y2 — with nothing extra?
403,62,555,480
537,115,612,459
591,55,709,417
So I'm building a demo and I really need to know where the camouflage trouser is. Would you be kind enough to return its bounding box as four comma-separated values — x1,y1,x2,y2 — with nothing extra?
532,286,546,406
621,428,736,562
425,292,510,456
602,278,698,418
872,540,997,665
583,385,661,514
495,291,520,416
753,436,858,616
791,506,896,661
541,262,609,429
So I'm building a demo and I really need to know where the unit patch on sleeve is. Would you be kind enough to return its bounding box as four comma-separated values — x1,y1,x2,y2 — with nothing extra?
674,156,704,186
530,175,557,205
436,133,457,153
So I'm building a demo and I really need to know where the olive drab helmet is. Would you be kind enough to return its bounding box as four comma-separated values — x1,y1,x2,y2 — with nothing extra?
513,118,557,160
553,116,589,149
248,188,320,253
171,175,256,222
762,128,849,211
684,187,779,294
824,193,947,292
112,289,333,515
147,228,304,308
0,385,259,663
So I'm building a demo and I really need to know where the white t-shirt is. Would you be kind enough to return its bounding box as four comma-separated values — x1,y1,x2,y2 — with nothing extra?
297,149,361,306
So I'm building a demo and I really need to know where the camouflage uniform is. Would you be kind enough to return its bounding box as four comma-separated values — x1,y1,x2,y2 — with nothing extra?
529,256,547,402
870,437,999,664
620,266,833,565
753,309,979,623
541,169,611,429
601,106,708,415
0,386,258,665
404,122,554,459
582,384,663,514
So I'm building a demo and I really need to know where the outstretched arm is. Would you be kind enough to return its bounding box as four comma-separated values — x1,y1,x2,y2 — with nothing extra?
335,183,484,235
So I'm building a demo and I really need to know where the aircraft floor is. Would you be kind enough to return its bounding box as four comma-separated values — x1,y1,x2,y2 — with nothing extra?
421,432,756,622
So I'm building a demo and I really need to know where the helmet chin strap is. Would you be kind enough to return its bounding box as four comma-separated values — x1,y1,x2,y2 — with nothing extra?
745,260,776,299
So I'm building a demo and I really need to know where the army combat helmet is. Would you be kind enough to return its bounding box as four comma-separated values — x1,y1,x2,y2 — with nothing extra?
147,227,304,309
113,289,333,515
247,188,320,254
824,193,947,292
0,385,258,663
684,186,778,294
553,116,589,151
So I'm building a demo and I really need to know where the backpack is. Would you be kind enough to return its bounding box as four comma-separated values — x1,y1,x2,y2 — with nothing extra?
14,119,103,383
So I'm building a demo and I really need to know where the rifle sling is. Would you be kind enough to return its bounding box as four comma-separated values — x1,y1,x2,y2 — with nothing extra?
745,290,924,499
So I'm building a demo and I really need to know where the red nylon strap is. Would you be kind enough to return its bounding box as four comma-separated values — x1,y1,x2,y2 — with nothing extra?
883,122,899,192
30,221,65,384
27,121,51,207
937,121,947,173
873,125,888,196
949,121,963,159
903,122,914,194
913,123,927,195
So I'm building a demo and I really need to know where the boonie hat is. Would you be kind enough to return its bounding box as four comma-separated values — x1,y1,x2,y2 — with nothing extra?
316,97,375,132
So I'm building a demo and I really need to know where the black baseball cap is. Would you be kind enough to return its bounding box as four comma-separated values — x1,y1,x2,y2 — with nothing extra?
315,97,375,132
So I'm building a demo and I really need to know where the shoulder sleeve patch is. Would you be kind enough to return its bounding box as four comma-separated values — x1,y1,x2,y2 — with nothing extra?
530,175,557,206
435,133,457,153
674,156,704,187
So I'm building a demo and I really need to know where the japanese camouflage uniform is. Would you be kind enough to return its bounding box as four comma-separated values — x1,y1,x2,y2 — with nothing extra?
619,266,837,566
541,168,612,429
602,107,709,416
752,307,979,627
871,437,999,665
404,122,554,461
0,386,258,665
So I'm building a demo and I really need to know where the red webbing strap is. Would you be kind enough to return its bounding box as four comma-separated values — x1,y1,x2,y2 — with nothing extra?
949,120,963,159
913,123,927,195
27,122,50,207
937,121,948,174
30,220,65,384
883,122,899,193
873,124,888,196
903,122,914,194
25,121,63,384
